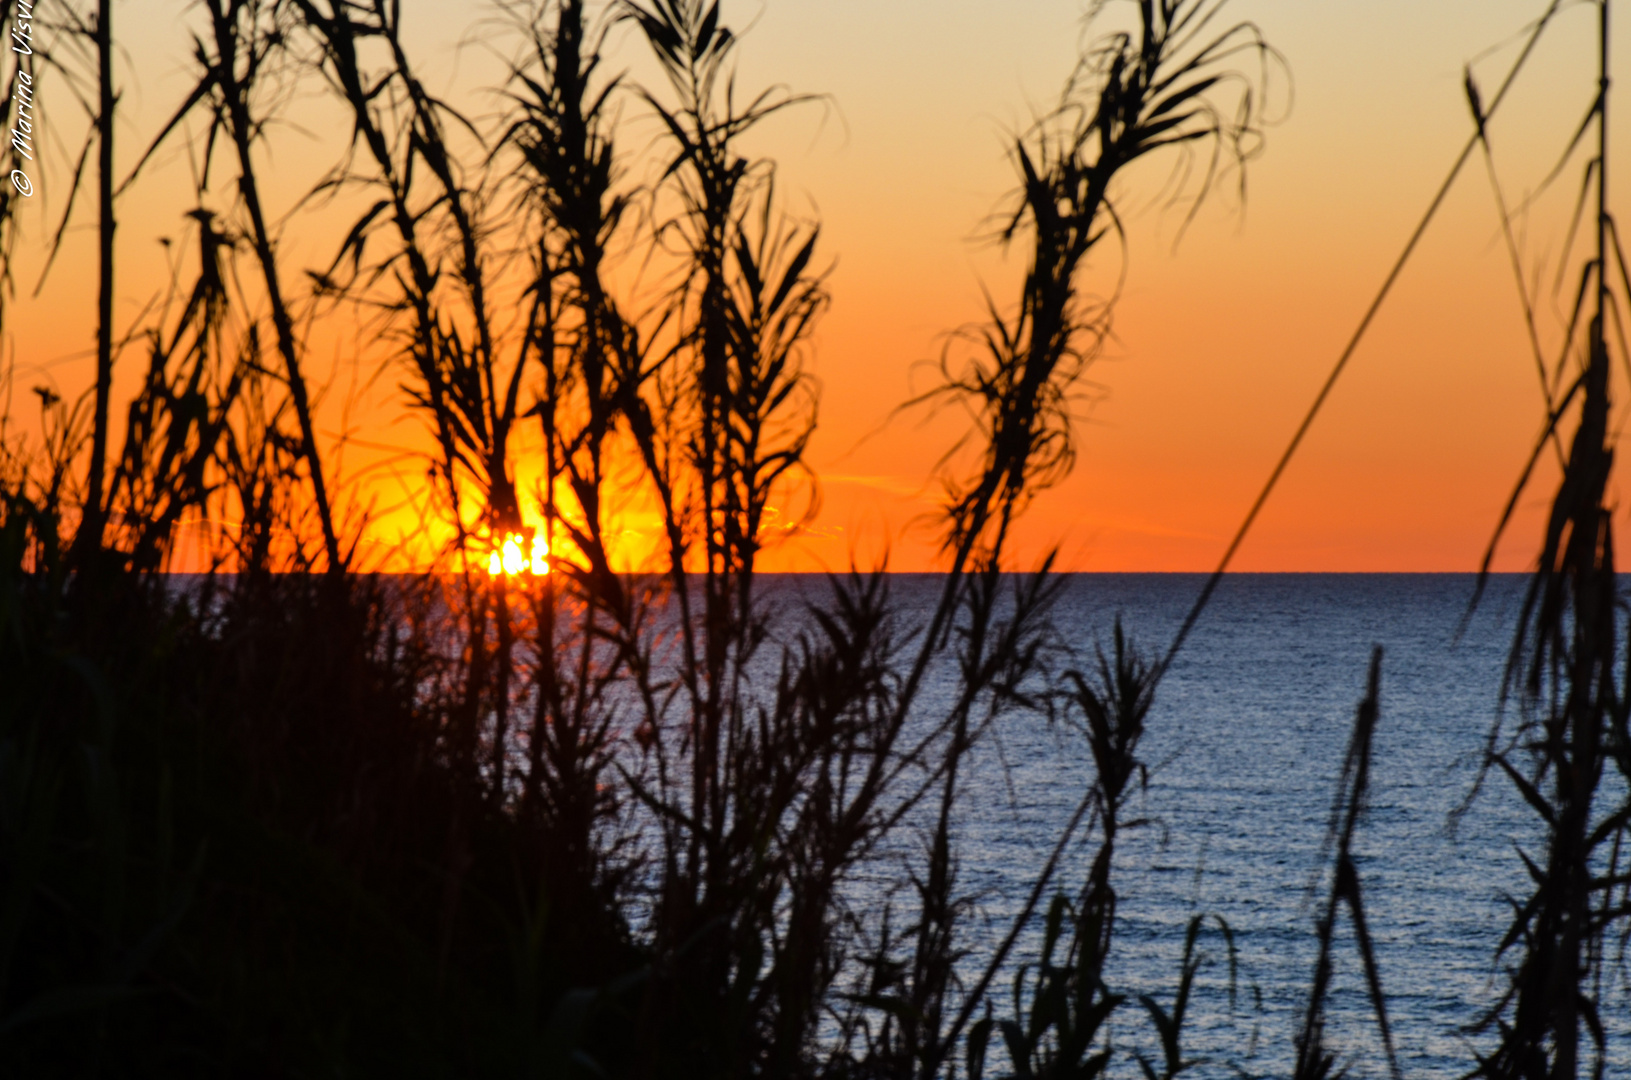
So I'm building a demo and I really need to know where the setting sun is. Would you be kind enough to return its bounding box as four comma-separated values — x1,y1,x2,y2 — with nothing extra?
488,533,549,577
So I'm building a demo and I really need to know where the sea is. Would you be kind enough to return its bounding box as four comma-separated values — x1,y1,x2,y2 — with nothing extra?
769,572,1629,1079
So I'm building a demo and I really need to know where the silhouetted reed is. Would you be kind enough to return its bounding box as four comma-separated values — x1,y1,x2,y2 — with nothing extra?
198,0,345,572
1293,648,1399,1080
1465,5,1631,1077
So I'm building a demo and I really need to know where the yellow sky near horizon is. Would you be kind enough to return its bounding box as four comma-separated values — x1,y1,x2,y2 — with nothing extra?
2,0,1623,573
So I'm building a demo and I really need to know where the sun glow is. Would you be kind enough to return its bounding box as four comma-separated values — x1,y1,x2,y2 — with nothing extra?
487,532,549,577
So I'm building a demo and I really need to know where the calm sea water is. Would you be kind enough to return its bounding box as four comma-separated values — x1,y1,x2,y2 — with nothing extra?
760,573,1628,1078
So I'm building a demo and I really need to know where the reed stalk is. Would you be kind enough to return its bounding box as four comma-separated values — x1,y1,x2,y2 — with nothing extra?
1293,648,1400,1080
1471,6,1630,1078
78,0,114,558
205,0,342,573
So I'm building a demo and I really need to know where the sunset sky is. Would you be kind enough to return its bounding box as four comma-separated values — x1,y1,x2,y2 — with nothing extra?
6,0,1622,572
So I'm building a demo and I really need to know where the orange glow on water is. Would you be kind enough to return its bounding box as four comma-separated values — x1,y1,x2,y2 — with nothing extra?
487,533,549,577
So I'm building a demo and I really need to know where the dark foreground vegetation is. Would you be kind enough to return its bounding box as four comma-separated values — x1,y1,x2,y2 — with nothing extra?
1,0,1628,1076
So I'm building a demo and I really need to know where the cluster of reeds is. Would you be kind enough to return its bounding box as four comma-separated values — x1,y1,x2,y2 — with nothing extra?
1465,4,1631,1074
0,0,1275,1072
20,0,1626,1077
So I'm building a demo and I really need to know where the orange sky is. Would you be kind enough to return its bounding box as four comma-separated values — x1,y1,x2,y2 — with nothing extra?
3,0,1623,572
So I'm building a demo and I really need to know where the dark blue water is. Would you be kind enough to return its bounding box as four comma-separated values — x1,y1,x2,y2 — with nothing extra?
766,573,1626,1078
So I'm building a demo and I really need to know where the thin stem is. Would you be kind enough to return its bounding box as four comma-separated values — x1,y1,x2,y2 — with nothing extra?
84,0,114,555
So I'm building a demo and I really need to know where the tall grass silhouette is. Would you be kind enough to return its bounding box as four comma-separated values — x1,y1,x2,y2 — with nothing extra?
1464,5,1631,1076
